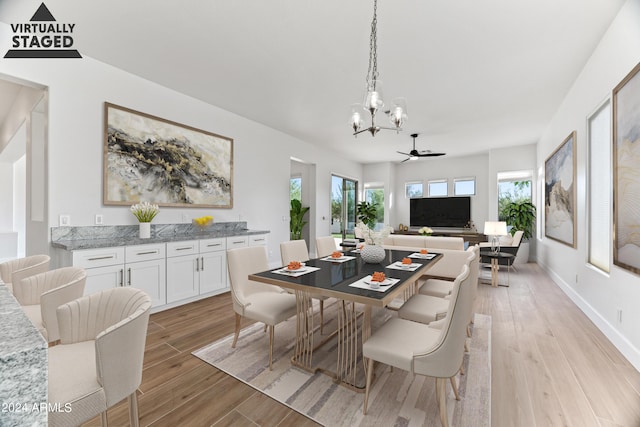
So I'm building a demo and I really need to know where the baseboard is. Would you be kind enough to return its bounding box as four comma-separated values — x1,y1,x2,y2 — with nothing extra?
538,260,640,372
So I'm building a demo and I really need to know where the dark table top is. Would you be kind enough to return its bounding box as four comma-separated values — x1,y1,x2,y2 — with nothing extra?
250,249,443,307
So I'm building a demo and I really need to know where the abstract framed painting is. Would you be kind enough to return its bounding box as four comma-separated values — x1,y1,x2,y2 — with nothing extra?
103,103,233,208
544,131,577,248
613,62,640,275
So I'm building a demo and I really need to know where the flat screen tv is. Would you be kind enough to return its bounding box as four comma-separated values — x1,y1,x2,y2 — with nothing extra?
410,197,471,228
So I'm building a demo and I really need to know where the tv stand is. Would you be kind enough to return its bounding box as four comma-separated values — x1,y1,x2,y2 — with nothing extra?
393,229,487,245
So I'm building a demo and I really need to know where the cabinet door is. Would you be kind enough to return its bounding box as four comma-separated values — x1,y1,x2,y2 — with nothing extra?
84,264,124,296
166,254,199,303
199,251,227,294
127,259,166,307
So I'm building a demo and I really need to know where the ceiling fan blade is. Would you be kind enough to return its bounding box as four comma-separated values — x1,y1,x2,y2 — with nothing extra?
416,152,446,157
400,157,411,163
396,151,411,156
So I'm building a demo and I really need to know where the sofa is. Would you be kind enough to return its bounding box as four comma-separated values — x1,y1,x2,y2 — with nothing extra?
382,234,465,251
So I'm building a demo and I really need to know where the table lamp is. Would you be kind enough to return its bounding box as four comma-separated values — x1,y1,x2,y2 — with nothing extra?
484,221,508,255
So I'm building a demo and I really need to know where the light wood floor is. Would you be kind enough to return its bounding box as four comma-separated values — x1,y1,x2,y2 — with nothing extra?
84,263,640,426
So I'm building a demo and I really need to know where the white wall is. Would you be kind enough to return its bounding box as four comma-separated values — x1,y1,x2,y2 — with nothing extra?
390,154,490,231
0,22,363,266
536,0,640,369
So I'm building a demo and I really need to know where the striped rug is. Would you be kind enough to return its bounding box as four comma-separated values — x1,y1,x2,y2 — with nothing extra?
193,301,491,426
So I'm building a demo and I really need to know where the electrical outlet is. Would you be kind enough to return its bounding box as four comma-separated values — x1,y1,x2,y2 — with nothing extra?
59,215,70,226
95,214,104,225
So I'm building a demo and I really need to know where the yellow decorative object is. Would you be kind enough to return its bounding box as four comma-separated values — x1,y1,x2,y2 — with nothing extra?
193,215,213,230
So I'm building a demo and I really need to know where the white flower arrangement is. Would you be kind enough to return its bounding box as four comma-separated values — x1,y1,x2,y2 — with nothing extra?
130,201,159,223
355,221,393,245
418,226,433,236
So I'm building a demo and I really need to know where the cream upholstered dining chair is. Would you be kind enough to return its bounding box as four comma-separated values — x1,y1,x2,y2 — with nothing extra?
418,246,475,298
228,245,297,370
14,267,86,344
280,239,330,334
0,254,50,294
400,246,479,339
48,287,152,427
362,265,473,427
315,236,338,258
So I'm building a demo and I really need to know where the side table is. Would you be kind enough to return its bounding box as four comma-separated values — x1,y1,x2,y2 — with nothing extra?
479,251,515,287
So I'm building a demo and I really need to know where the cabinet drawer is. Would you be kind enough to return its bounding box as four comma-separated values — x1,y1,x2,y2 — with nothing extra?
73,247,125,269
199,238,226,253
226,236,248,249
166,241,199,257
249,234,268,246
125,243,165,263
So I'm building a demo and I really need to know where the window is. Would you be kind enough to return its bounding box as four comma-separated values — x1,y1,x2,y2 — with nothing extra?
331,175,357,239
365,186,385,228
498,176,532,222
405,182,423,198
588,100,611,273
290,176,301,202
428,180,448,197
454,177,476,196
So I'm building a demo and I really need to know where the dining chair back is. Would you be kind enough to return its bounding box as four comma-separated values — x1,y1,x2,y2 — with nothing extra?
15,267,86,343
280,239,310,265
0,254,50,294
316,236,338,258
48,287,151,427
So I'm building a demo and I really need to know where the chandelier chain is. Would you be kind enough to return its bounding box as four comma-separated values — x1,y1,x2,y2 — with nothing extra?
366,0,378,89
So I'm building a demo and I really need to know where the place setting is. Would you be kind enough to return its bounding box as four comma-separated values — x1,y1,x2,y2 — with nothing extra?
407,249,437,260
386,257,423,272
272,261,320,277
319,251,356,263
349,271,400,292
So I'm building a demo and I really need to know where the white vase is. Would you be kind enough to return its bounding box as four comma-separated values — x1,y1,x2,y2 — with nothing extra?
361,244,386,264
139,222,151,239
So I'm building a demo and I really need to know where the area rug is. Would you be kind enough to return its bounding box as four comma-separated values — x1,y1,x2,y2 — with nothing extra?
193,301,491,426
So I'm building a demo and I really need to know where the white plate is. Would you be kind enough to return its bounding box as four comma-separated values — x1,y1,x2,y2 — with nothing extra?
327,256,346,260
397,262,416,269
364,278,393,287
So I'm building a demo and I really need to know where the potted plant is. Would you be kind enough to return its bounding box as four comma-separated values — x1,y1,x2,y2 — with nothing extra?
356,201,378,229
130,201,159,239
290,199,310,240
502,200,536,263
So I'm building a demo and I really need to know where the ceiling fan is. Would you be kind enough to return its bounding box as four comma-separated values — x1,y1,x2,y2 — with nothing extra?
397,133,446,163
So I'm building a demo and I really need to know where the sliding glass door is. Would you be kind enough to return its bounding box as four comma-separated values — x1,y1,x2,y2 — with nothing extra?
331,175,357,239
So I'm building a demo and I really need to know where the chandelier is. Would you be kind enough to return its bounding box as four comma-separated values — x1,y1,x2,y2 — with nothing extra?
351,0,407,137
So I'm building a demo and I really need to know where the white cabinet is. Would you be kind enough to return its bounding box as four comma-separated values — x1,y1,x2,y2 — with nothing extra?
72,247,125,295
199,238,227,294
226,235,248,249
72,244,166,308
124,244,166,307
166,241,200,304
166,238,227,304
65,232,268,312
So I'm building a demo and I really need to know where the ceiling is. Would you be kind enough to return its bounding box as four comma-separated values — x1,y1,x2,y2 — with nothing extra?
0,0,626,164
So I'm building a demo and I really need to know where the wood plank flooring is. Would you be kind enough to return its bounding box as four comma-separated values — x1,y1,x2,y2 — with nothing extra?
83,263,640,426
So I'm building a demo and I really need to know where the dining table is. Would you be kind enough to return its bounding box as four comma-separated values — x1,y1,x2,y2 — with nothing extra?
249,247,442,390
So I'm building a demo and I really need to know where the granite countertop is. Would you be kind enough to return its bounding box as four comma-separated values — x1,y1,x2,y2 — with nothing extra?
0,284,47,426
51,226,270,251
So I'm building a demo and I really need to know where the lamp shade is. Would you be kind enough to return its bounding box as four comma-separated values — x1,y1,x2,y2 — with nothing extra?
483,221,508,236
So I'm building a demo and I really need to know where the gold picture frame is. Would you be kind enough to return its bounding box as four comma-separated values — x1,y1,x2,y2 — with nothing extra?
613,62,640,275
544,131,577,248
103,102,233,208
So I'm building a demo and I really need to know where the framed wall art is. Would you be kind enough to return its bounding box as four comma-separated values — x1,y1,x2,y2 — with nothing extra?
613,62,640,275
103,103,233,208
544,131,577,248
